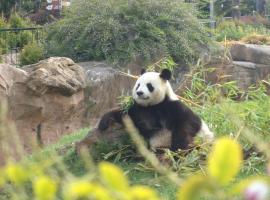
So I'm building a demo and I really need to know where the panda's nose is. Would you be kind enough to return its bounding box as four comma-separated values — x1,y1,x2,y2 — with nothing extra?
136,91,144,96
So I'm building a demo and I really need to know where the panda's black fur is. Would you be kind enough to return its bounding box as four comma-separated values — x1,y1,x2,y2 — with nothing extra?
98,69,212,151
98,98,201,150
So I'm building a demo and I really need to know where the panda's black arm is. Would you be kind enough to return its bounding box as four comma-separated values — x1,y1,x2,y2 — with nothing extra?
98,108,124,131
167,101,202,150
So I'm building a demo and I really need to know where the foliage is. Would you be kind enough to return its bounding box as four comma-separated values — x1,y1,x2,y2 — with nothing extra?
214,20,270,42
241,34,270,45
146,56,177,73
178,138,269,200
0,0,17,18
195,0,210,19
20,42,44,65
9,12,31,28
118,96,134,113
0,13,36,54
0,18,7,55
0,128,269,199
7,13,34,49
20,0,36,14
46,0,209,65
0,17,7,28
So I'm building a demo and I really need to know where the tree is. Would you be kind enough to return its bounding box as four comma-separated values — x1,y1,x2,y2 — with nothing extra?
256,0,266,15
0,0,18,18
232,0,241,19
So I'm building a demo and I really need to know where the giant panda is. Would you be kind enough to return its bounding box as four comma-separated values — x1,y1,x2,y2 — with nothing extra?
98,69,214,151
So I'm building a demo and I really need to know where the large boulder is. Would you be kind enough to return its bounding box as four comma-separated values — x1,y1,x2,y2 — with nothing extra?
230,43,270,65
224,61,270,89
0,65,28,165
0,57,87,160
227,43,270,89
79,61,135,120
24,57,85,96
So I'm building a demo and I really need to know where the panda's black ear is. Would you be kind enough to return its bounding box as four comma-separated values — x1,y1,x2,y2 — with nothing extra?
160,69,172,80
141,68,146,75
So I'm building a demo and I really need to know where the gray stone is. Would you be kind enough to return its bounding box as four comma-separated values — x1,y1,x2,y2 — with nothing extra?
78,61,135,119
225,61,270,89
230,43,270,65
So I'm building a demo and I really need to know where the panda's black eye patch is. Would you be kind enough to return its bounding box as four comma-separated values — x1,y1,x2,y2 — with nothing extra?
147,83,154,92
136,83,140,91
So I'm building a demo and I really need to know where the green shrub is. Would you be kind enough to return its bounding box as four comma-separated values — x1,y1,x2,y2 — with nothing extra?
20,42,44,66
9,12,31,28
0,38,7,54
46,0,209,65
0,17,7,28
214,20,270,42
0,18,7,54
6,13,34,49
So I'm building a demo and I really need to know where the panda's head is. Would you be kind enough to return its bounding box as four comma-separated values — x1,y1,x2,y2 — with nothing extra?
132,69,178,107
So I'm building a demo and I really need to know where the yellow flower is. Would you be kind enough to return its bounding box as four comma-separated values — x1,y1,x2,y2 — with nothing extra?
177,175,207,200
5,162,28,185
65,180,111,200
99,162,129,191
34,176,57,200
207,137,243,185
129,185,160,200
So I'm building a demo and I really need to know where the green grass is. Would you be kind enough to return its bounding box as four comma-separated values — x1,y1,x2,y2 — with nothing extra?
17,95,269,200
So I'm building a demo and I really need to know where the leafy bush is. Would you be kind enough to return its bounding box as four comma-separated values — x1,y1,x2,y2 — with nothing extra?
0,38,7,55
46,0,209,65
9,12,31,28
6,13,34,49
214,20,270,42
0,13,36,52
0,18,7,55
20,42,44,65
0,17,6,28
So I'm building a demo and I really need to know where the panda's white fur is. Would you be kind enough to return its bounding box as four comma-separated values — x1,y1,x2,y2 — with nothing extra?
132,72,178,107
198,121,214,142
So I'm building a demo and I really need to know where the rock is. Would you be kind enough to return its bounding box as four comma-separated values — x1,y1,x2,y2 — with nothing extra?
230,43,270,65
0,65,28,164
0,64,27,100
0,57,88,163
79,61,135,119
225,61,270,89
24,57,86,96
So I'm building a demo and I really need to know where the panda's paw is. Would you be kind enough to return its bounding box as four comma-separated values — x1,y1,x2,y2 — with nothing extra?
98,117,111,131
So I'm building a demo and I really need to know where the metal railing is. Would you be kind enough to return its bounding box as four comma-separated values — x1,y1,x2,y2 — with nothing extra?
0,27,44,66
